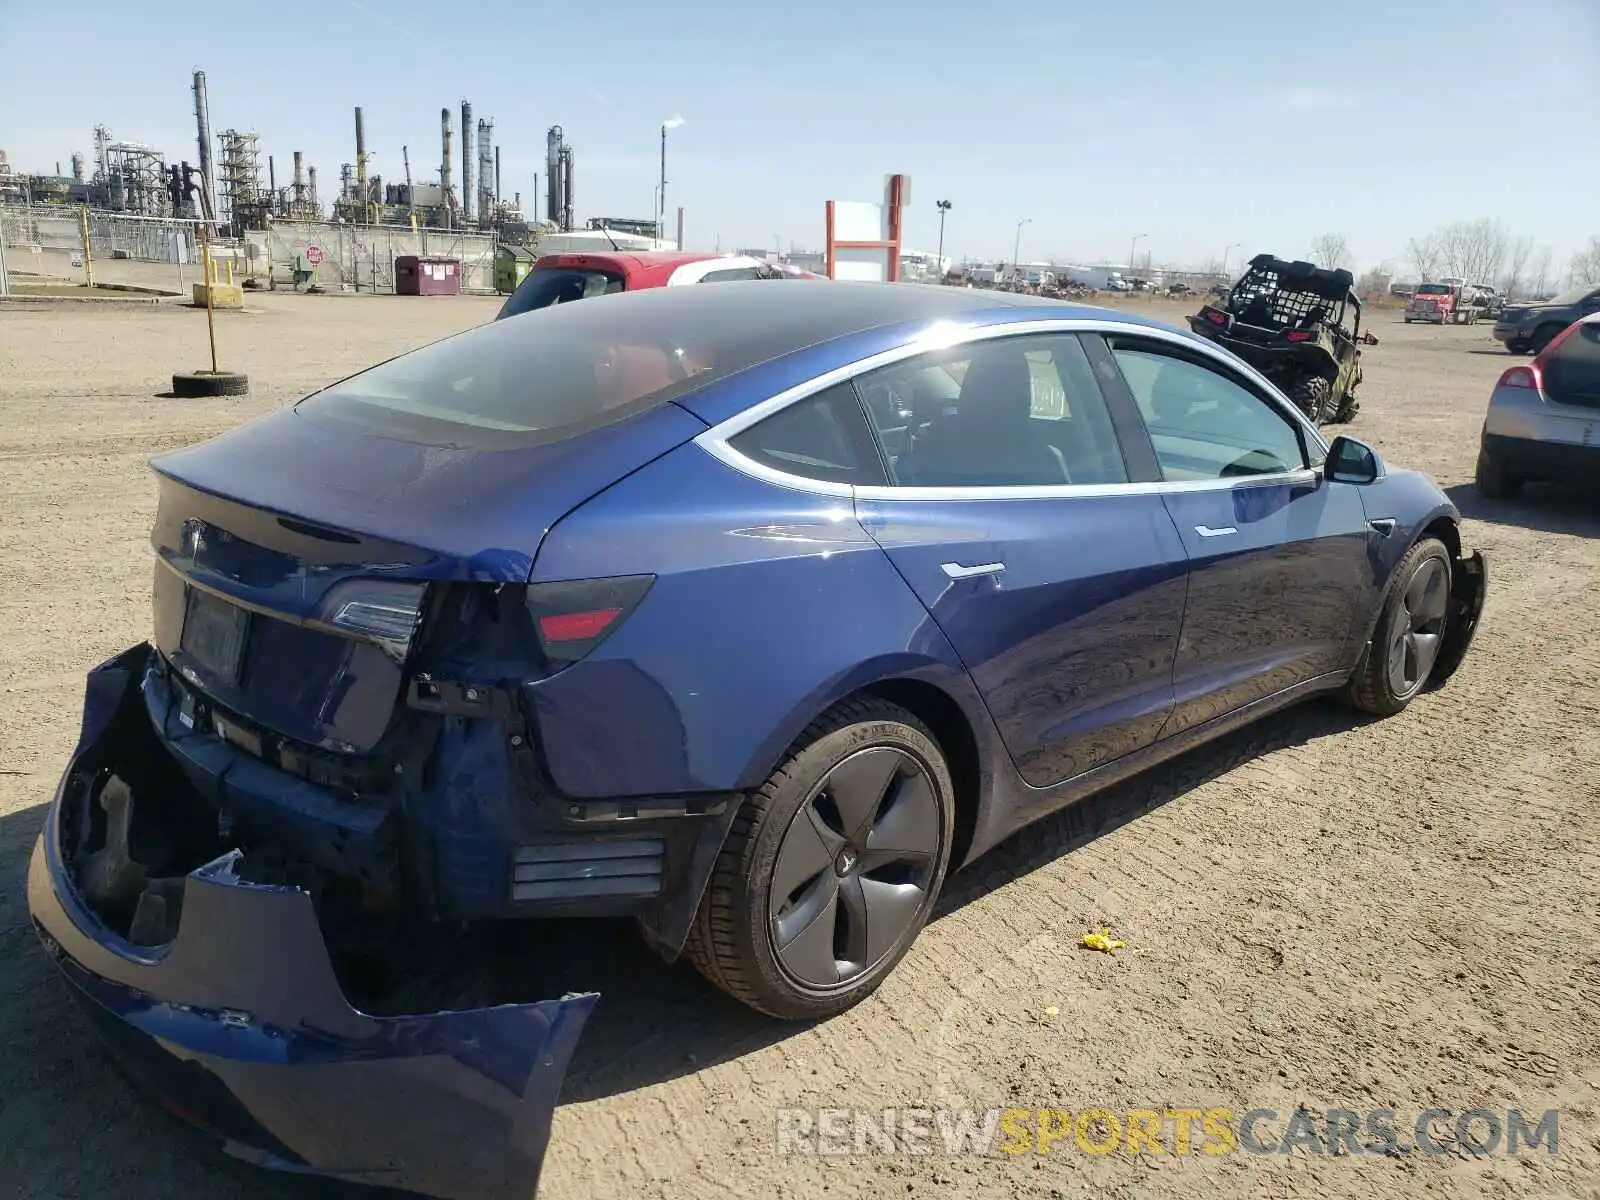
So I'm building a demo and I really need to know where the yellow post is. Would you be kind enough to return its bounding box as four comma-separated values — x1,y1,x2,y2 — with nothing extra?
226,260,234,286
200,224,219,375
79,206,94,287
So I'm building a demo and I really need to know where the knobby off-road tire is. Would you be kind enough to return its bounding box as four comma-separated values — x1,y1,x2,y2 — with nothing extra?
684,697,956,1020
171,370,250,398
1289,376,1331,423
1345,537,1453,716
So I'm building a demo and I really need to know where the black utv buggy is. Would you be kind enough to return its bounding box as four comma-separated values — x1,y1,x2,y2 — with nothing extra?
1187,254,1377,424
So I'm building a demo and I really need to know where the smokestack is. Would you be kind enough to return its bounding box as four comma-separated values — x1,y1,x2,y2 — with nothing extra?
676,206,684,252
292,151,305,202
307,166,319,211
460,100,474,223
495,146,502,204
192,69,217,222
440,107,454,226
354,106,368,208
267,155,277,213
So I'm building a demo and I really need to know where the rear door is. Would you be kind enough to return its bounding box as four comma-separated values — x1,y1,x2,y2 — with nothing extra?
1094,334,1374,733
851,331,1189,789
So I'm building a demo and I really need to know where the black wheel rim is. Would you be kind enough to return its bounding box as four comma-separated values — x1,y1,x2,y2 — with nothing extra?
1387,557,1450,696
767,746,943,993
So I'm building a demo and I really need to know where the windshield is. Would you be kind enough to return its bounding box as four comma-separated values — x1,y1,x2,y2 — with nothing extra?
1544,321,1600,409
497,267,626,319
1544,284,1599,306
1417,284,1452,295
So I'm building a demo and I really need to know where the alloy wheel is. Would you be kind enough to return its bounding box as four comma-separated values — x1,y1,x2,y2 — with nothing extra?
767,746,944,993
1387,557,1450,696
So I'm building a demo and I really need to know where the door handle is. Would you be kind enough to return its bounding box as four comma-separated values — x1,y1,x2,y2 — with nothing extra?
941,561,1006,580
1194,525,1237,538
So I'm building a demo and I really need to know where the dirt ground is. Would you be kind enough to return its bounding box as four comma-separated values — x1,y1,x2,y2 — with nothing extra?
0,291,1596,1200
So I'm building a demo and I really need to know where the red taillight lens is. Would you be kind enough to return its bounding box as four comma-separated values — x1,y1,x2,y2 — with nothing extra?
525,575,654,666
1205,309,1227,325
538,608,623,643
1285,330,1316,342
1497,365,1539,389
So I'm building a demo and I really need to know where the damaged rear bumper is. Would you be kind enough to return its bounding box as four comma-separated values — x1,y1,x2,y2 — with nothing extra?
27,644,597,1200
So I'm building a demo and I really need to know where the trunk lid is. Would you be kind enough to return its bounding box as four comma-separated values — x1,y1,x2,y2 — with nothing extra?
149,401,704,752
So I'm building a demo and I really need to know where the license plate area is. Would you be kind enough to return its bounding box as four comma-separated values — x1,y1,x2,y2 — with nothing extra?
179,588,250,684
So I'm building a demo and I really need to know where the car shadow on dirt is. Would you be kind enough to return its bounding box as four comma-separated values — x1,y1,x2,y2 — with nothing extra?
0,696,1370,1196
1445,482,1599,538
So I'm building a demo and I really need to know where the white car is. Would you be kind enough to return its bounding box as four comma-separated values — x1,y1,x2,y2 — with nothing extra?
1476,312,1600,497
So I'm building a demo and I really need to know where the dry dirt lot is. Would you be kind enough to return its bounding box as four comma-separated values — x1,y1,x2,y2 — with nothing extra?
0,291,1596,1200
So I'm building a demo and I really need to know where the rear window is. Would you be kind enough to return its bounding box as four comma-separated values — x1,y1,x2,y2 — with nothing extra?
1544,322,1600,409
295,281,970,449
497,266,625,318
1416,284,1451,295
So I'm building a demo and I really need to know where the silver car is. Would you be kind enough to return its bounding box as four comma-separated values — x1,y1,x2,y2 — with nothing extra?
1477,312,1600,497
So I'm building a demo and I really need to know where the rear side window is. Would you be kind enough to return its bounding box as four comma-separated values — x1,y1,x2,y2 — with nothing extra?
698,267,765,283
1544,322,1600,409
498,267,625,318
728,384,886,485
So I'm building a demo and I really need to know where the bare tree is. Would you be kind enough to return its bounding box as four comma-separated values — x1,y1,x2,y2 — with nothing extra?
1530,246,1554,299
1501,236,1535,298
1570,235,1600,285
1309,232,1351,271
1200,256,1225,280
1408,234,1443,282
1355,262,1394,298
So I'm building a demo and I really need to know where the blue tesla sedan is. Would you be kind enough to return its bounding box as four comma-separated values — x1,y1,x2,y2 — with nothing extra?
30,281,1484,1198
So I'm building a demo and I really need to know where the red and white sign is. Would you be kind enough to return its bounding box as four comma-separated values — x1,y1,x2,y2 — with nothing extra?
825,173,907,283
305,245,324,265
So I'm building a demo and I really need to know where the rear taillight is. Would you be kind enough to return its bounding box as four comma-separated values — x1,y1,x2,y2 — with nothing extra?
525,575,654,666
1205,309,1227,326
1497,365,1539,389
316,580,426,661
1285,330,1316,342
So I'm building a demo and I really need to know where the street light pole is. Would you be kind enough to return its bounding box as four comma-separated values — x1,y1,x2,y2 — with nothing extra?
1129,232,1148,273
1014,217,1032,279
936,199,952,268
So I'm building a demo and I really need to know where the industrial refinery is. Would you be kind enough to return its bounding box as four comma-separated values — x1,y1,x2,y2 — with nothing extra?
0,68,599,238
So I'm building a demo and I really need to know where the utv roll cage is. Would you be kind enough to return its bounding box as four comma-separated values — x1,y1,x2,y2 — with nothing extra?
1229,254,1363,340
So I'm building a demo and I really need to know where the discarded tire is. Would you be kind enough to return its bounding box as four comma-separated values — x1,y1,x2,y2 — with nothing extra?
171,370,249,398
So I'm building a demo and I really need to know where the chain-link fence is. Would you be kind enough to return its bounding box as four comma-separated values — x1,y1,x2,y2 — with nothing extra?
253,222,498,294
1,205,212,294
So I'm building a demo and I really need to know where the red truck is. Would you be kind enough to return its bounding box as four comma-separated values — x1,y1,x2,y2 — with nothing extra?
1405,280,1486,325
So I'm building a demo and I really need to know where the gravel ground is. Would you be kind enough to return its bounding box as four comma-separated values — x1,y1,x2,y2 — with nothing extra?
0,291,1595,1200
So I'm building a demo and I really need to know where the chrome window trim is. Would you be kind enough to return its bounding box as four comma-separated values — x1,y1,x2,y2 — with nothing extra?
694,316,1330,501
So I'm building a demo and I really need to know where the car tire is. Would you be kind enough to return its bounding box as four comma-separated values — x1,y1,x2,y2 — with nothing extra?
171,370,250,397
1344,537,1453,717
1505,339,1528,354
1289,377,1330,423
1530,324,1564,355
684,696,955,1020
1474,447,1523,499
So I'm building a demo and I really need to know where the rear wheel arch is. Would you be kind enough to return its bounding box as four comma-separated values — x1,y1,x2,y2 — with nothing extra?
861,678,982,872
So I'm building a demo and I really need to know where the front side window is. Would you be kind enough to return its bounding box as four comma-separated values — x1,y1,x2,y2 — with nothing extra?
698,266,766,283
855,334,1129,488
1109,342,1308,481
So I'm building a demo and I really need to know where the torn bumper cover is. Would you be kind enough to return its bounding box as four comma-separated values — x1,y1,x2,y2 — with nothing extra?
27,644,596,1200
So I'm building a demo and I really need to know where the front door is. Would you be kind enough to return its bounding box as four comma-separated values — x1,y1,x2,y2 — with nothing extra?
850,332,1189,788
1097,335,1374,734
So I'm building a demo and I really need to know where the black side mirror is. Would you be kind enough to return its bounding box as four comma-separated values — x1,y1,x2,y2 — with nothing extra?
1325,435,1382,484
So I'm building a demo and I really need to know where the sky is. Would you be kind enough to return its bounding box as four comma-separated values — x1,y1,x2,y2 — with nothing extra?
2,0,1596,272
